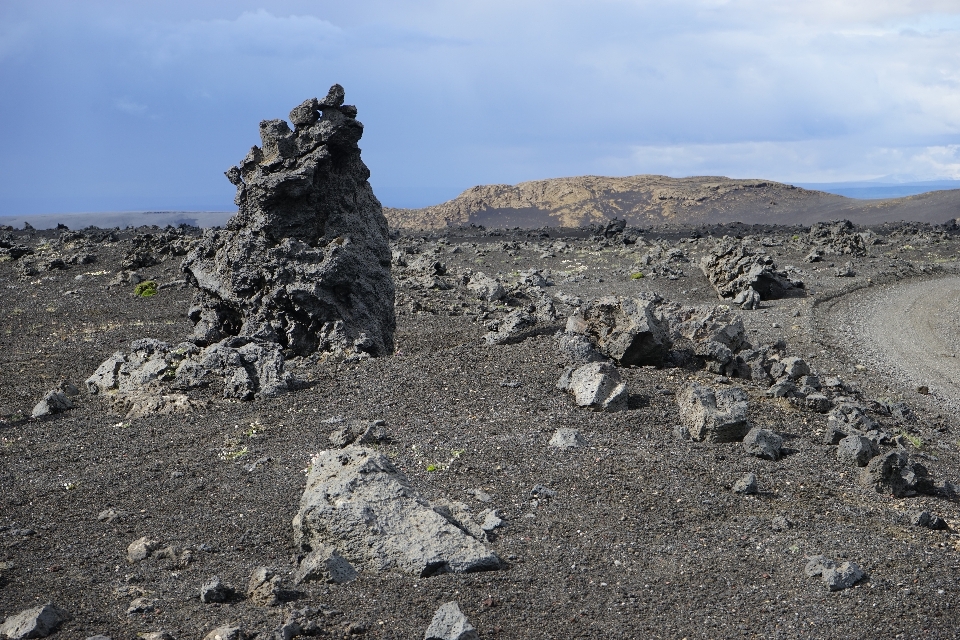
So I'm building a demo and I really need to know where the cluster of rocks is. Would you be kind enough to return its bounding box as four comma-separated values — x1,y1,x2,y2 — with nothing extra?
78,86,398,416
700,236,803,304
636,240,689,279
806,220,871,261
85,337,293,418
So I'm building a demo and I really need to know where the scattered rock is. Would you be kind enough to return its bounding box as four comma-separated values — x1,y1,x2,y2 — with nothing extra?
530,484,558,499
836,435,877,467
182,86,395,358
466,272,505,302
199,577,235,603
0,603,71,640
272,607,329,640
771,515,792,531
202,626,251,640
328,419,387,448
733,287,761,310
554,332,605,364
126,536,161,563
548,428,585,449
138,633,175,640
742,427,783,460
293,447,500,577
247,566,285,606
479,509,504,532
804,555,866,591
732,473,758,495
30,390,73,418
911,511,949,530
293,545,358,585
126,597,156,615
423,602,479,640
556,362,628,412
567,296,670,365
677,383,750,442
859,451,934,498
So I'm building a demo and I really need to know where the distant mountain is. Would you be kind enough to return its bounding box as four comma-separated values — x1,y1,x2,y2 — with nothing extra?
383,175,960,229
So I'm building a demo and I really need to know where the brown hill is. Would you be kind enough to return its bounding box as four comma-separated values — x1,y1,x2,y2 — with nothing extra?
383,174,960,229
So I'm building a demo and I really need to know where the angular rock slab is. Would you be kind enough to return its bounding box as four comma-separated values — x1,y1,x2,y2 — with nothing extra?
804,555,866,591
568,296,669,365
677,383,750,442
182,85,395,358
0,603,71,639
556,362,627,411
424,602,479,640
293,447,500,577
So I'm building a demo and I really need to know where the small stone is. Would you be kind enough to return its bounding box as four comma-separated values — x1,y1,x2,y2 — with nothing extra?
138,633,175,640
202,626,250,640
804,555,866,591
912,511,949,530
548,428,585,449
530,484,557,499
97,508,119,523
424,602,479,640
199,576,235,603
0,603,71,640
836,435,876,467
31,390,73,418
742,427,783,461
732,473,758,495
126,597,156,615
126,536,161,563
556,362,628,412
771,515,792,531
823,427,846,446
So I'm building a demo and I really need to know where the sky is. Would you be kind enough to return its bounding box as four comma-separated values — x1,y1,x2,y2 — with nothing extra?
1,0,959,214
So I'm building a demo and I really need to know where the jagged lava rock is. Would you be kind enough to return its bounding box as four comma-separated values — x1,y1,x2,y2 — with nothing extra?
182,85,395,357
700,237,801,300
293,446,500,577
567,296,670,365
677,382,750,442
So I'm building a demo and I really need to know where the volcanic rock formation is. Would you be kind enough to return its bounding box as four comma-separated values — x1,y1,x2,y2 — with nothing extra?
182,85,395,357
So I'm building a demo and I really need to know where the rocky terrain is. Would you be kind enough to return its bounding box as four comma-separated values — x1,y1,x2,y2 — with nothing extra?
4,213,960,638
5,87,960,639
384,175,960,230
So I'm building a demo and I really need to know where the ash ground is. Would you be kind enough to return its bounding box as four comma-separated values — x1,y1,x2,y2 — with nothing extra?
2,220,960,639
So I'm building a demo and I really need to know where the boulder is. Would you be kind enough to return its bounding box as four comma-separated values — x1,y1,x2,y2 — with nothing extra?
247,567,284,606
0,603,71,639
181,85,395,358
199,577,235,604
126,536,161,563
836,436,876,467
568,296,669,365
466,273,505,302
31,390,73,418
424,602,479,640
292,447,500,577
859,451,934,498
700,237,801,299
556,362,628,412
555,331,605,364
677,383,750,442
742,427,783,461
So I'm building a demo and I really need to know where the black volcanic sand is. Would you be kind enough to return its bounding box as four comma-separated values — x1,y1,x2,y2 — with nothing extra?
3,221,960,638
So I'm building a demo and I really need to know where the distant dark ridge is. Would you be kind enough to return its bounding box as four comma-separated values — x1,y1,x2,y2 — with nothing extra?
0,211,234,230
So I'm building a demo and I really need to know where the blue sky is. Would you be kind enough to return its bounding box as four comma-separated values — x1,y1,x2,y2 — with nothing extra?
2,0,959,213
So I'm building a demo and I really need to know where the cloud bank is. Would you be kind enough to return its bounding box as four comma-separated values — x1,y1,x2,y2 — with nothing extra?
1,0,958,213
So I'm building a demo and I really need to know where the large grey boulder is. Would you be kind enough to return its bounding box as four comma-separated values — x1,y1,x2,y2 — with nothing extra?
836,435,877,467
700,237,801,299
181,85,395,359
0,603,71,639
292,447,500,577
567,296,669,365
677,383,750,442
556,362,628,412
424,602,478,640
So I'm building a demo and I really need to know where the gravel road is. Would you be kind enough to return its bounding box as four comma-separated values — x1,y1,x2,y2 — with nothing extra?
827,276,960,412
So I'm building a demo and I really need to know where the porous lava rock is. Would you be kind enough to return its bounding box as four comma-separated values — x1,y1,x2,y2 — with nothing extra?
293,446,501,577
181,85,395,358
565,296,670,365
700,237,802,300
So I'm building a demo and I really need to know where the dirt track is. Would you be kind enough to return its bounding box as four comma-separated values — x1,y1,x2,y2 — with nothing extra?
826,276,960,413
